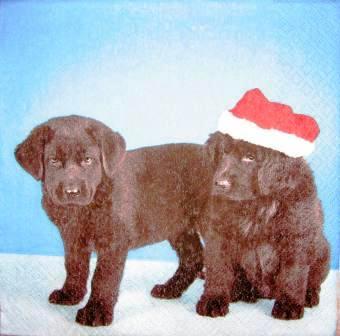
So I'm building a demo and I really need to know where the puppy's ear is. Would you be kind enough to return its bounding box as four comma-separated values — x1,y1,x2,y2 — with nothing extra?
15,125,54,181
101,130,126,178
258,156,312,198
87,126,126,178
205,131,233,166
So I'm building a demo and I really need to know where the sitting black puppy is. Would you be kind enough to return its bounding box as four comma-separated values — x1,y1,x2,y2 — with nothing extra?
197,131,330,319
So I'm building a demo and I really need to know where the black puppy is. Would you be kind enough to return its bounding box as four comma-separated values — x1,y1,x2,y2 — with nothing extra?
15,116,214,326
197,132,330,320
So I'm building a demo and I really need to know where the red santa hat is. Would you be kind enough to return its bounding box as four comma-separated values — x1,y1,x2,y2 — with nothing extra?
218,88,319,157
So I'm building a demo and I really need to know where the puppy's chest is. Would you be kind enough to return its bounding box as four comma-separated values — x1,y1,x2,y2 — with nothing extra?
47,201,116,241
80,205,117,233
231,201,279,241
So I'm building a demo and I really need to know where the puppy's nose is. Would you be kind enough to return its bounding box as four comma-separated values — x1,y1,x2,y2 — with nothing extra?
65,187,80,196
215,179,231,189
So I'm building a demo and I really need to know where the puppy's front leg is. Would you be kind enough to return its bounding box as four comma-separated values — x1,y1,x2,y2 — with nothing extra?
196,234,233,317
76,247,128,327
49,243,91,305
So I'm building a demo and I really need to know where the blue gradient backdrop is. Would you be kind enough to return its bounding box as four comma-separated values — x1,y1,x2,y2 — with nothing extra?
0,1,339,268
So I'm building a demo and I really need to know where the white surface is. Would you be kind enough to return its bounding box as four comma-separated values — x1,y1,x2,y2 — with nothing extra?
0,254,336,336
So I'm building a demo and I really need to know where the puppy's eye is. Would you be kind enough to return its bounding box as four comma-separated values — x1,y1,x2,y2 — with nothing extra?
82,157,93,165
242,154,256,162
49,158,62,167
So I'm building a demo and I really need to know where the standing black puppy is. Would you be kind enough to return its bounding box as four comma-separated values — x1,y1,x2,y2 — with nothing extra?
15,115,214,327
197,89,330,320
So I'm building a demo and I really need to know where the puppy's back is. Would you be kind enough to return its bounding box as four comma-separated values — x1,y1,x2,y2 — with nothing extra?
118,143,212,247
126,143,211,194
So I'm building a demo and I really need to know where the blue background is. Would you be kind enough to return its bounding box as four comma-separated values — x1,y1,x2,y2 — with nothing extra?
0,1,339,268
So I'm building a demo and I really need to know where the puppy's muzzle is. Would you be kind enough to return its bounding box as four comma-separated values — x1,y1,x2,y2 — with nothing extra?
215,179,231,190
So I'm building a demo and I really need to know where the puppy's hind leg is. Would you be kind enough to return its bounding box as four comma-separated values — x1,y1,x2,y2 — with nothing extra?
305,236,330,307
272,262,309,320
151,229,203,299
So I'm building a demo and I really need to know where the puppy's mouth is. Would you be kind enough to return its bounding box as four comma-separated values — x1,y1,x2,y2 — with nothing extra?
53,195,94,206
214,179,232,191
212,180,256,201
50,187,95,207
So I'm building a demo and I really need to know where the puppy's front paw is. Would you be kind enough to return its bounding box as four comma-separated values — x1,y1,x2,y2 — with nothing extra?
305,288,320,307
272,297,304,320
151,284,182,299
76,300,113,327
196,295,229,317
49,288,85,305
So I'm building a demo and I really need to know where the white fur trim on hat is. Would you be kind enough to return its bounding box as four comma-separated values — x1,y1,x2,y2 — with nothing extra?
218,111,315,158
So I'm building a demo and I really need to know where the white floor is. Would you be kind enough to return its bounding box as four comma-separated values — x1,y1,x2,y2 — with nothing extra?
0,254,337,336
